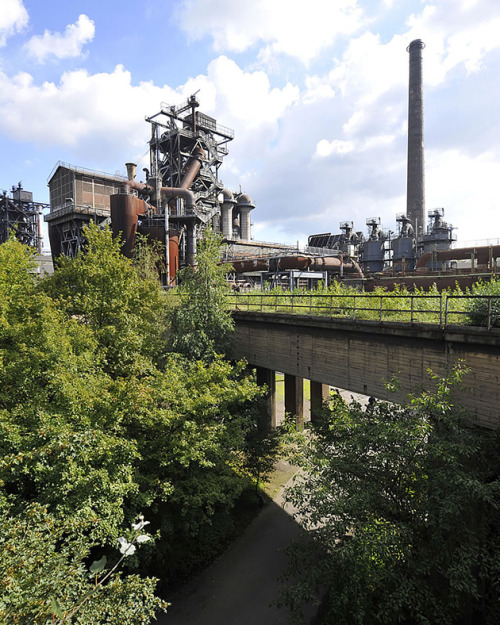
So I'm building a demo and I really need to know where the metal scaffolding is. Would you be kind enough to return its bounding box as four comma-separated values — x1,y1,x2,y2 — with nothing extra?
0,183,47,251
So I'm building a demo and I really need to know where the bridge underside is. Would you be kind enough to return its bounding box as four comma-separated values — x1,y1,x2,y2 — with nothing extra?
231,312,500,429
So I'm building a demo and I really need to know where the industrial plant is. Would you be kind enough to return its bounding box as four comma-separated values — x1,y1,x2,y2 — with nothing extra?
2,39,499,290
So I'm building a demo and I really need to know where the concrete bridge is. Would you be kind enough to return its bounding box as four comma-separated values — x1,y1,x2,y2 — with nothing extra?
230,311,500,429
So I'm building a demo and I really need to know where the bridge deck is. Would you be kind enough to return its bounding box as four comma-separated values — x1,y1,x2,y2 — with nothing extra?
231,312,500,429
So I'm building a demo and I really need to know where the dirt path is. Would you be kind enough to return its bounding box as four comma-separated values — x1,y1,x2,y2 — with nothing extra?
156,462,316,625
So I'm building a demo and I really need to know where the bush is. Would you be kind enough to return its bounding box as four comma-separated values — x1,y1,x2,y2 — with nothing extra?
466,280,500,327
282,365,500,625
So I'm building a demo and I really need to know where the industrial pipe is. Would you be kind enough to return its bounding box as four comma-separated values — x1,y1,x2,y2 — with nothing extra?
179,147,205,189
125,180,154,195
416,245,500,270
228,255,364,277
125,162,137,181
160,187,196,210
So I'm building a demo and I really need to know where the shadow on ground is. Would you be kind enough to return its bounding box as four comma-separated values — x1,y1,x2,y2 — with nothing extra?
156,469,317,625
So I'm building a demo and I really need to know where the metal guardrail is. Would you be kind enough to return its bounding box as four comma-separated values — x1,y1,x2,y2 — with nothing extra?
226,293,500,330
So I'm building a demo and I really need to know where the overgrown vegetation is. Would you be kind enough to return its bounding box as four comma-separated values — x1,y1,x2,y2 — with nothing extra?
167,229,235,361
465,279,500,327
282,365,500,625
0,227,281,623
228,279,500,327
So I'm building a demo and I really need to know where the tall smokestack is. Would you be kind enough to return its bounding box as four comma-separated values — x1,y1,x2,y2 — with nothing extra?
406,39,426,237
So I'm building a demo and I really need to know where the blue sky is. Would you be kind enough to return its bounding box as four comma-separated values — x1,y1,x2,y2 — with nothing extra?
1,0,500,250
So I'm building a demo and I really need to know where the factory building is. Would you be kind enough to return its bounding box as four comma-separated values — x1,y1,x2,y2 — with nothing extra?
45,95,258,282
39,38,499,291
45,162,123,257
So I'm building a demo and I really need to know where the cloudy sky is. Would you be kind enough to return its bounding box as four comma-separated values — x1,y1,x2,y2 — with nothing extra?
1,0,499,250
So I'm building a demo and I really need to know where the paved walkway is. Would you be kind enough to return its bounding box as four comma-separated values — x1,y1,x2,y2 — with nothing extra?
156,467,316,625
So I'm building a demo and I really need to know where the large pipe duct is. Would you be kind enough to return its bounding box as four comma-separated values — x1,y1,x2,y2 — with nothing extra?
416,245,500,270
406,39,426,237
160,187,196,209
229,255,364,278
179,147,205,189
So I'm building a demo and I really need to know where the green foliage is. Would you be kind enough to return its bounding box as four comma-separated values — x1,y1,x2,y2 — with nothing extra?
283,366,500,625
0,230,265,617
0,504,167,624
42,223,168,376
228,281,475,325
168,228,234,361
241,396,283,497
466,279,500,327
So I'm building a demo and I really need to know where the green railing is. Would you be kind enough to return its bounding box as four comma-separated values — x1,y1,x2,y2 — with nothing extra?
227,292,500,330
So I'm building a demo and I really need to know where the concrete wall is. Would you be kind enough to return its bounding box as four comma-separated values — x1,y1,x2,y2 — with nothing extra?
231,312,500,429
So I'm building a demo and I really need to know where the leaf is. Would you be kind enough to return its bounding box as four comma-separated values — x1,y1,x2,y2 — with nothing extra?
89,555,107,574
132,516,150,531
50,596,64,618
136,534,151,543
117,536,136,556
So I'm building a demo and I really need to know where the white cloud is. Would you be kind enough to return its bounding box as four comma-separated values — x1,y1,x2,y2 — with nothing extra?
24,14,95,63
405,0,500,85
426,148,500,244
0,0,28,46
0,54,300,177
176,0,365,63
205,56,299,128
315,138,354,157
0,65,176,165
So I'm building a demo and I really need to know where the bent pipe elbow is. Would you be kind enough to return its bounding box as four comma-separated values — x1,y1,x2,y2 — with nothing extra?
124,180,154,195
160,187,196,209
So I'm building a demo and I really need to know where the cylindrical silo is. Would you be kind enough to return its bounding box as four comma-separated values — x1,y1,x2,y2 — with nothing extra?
406,39,426,237
221,189,236,239
237,193,255,241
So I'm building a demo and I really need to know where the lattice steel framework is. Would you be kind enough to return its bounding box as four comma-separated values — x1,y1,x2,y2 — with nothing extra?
146,95,234,228
0,184,47,250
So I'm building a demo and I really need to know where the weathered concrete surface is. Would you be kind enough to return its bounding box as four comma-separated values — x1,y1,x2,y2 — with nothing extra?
231,312,500,429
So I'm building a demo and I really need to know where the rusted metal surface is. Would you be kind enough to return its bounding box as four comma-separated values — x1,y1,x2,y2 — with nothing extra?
416,245,500,270
110,194,148,257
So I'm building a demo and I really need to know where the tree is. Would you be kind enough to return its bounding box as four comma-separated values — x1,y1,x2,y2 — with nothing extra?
241,397,283,500
0,230,266,615
0,236,168,623
42,223,168,376
282,365,500,625
167,228,234,362
0,505,167,624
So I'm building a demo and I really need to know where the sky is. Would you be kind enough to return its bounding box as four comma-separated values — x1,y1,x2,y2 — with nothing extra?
1,0,500,251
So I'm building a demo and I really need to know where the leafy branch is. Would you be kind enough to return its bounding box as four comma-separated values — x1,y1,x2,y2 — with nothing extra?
51,516,153,624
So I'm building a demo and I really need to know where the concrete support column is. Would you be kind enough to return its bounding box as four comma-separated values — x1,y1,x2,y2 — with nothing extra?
310,381,329,423
284,373,304,429
256,367,277,427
